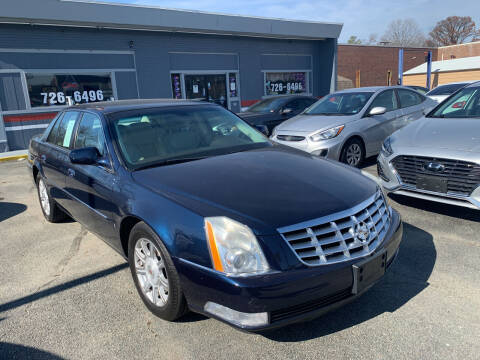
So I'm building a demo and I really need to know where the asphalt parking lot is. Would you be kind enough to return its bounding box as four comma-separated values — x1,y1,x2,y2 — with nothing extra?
0,158,479,360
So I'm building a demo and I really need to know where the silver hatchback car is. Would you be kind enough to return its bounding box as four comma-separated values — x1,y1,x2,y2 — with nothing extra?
271,86,437,167
378,81,480,209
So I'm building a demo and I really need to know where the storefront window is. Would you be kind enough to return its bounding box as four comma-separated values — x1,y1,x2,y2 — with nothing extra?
171,74,182,99
265,72,308,96
26,73,114,107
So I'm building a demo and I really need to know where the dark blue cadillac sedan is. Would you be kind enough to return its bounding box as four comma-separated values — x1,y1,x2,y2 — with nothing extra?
28,100,402,331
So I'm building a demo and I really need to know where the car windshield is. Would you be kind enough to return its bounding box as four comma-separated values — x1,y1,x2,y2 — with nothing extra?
247,98,286,113
303,92,373,115
109,105,270,170
427,83,468,96
429,86,480,118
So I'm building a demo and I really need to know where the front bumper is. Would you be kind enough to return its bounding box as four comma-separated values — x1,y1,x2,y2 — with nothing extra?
377,153,480,210
271,134,344,161
174,209,402,331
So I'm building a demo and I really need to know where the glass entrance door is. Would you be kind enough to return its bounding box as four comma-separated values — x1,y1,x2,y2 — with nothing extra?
184,74,227,108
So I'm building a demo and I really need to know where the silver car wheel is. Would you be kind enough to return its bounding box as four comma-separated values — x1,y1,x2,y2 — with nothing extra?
38,179,51,216
134,238,169,307
346,143,362,166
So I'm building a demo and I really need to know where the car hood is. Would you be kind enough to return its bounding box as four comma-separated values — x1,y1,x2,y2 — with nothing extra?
276,114,355,133
238,112,276,123
132,146,377,234
392,117,480,152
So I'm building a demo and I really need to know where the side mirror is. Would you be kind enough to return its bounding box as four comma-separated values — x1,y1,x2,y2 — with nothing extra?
369,107,387,116
69,147,99,165
254,124,269,136
281,108,293,115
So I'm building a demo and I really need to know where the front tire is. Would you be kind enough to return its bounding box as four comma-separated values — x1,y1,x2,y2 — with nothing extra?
128,222,187,321
341,138,365,168
36,176,68,223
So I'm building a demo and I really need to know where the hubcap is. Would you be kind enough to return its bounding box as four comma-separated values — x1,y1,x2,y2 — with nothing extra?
38,179,50,216
346,143,362,166
134,238,169,307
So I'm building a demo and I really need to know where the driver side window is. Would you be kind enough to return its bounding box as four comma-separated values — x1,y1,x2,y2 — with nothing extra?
74,112,106,156
370,90,398,112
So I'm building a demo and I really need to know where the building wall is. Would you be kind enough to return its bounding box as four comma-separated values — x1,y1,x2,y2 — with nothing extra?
404,69,480,87
337,44,437,88
437,41,480,60
0,24,336,150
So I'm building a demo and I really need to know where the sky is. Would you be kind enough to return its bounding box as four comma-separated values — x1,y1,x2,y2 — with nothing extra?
88,0,480,43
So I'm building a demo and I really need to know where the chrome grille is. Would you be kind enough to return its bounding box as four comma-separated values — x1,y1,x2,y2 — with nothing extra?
392,155,480,196
278,191,390,266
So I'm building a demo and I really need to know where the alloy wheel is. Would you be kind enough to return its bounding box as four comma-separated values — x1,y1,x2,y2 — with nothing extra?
38,179,51,216
134,238,169,307
346,143,362,166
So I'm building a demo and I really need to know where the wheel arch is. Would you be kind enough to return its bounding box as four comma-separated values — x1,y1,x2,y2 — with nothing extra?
119,215,143,258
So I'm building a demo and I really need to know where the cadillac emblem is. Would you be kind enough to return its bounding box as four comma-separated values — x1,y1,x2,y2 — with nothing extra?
354,222,370,242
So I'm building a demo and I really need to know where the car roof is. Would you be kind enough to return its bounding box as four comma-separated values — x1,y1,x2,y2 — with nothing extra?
68,99,212,114
463,81,480,88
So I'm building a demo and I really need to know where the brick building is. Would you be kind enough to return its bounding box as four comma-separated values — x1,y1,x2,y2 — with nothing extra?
437,41,480,60
337,44,437,89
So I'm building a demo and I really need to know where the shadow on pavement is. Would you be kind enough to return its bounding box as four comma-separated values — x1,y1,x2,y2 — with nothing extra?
0,342,65,360
0,202,27,222
262,222,435,342
359,156,377,169
0,263,128,314
389,193,480,221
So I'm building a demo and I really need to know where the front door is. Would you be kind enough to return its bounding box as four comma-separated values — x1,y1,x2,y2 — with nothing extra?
184,74,228,108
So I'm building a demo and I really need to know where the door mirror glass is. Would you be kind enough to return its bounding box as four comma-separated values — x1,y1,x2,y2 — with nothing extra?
369,106,387,116
69,147,99,165
254,124,269,136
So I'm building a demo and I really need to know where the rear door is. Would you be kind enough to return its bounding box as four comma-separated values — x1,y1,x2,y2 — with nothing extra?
65,111,119,245
396,88,426,128
362,89,402,155
39,111,80,209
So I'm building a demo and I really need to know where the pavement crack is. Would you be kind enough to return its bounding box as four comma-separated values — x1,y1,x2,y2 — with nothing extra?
35,227,87,292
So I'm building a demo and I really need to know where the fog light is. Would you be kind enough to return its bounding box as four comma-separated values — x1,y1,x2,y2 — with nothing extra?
204,302,268,328
311,149,328,157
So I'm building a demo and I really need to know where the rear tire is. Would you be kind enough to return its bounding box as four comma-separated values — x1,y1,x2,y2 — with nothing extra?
128,222,188,321
340,138,365,168
36,176,68,223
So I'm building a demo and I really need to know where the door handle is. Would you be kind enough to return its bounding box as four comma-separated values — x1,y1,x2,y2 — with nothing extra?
40,154,46,162
67,168,75,177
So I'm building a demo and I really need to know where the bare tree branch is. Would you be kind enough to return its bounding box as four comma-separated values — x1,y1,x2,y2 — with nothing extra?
381,19,426,47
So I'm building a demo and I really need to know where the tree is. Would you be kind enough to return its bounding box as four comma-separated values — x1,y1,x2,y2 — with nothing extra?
347,35,362,44
381,19,426,47
429,16,479,46
366,33,378,45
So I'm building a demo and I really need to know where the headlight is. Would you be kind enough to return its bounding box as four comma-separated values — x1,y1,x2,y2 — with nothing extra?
271,126,278,138
310,125,344,142
204,217,270,276
381,137,393,157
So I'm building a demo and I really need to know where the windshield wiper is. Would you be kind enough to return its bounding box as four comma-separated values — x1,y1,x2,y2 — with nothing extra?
133,156,207,171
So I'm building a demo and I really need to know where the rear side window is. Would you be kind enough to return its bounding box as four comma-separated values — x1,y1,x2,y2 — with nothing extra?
397,89,424,108
74,112,106,156
370,90,398,112
46,114,64,144
49,111,79,148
